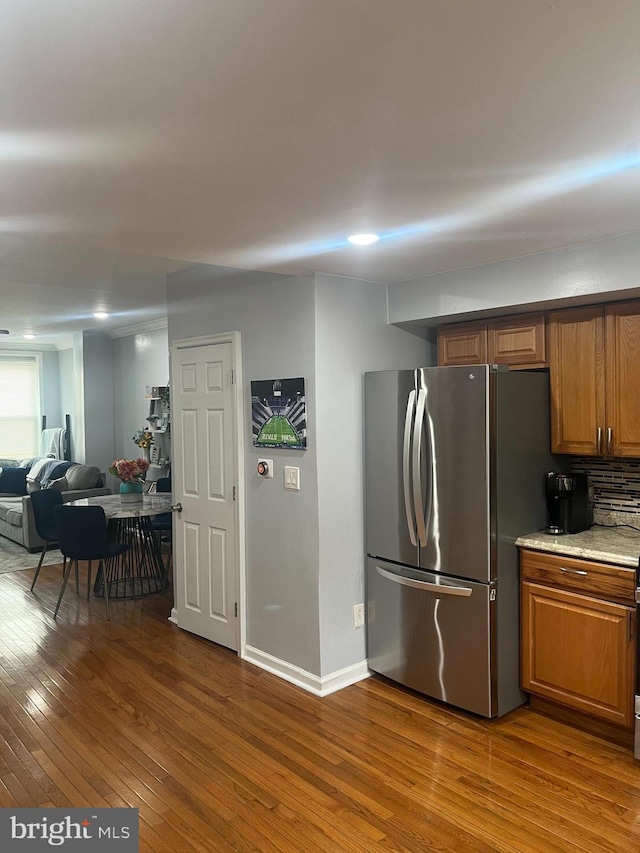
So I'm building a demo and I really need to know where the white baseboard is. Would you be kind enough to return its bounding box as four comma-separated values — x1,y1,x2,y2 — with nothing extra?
242,645,370,697
168,607,178,625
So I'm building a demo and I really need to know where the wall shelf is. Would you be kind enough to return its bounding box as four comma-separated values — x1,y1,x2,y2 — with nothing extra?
145,385,170,481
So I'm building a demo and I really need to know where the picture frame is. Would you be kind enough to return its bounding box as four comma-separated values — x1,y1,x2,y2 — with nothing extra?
251,377,307,450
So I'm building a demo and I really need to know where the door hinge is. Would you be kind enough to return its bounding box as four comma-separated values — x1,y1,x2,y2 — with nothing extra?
230,368,235,385
234,602,238,618
490,588,496,601
233,485,237,501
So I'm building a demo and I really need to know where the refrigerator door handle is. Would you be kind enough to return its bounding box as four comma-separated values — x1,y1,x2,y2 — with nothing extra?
376,565,473,596
403,389,418,546
413,387,428,546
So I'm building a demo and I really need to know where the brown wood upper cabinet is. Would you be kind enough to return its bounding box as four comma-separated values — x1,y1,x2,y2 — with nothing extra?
437,313,546,369
549,301,640,456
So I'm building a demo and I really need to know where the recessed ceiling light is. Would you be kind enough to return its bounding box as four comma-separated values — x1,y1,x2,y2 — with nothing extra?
23,334,35,340
92,311,109,319
347,233,379,246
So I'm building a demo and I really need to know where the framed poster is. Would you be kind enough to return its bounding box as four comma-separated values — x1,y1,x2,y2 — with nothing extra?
251,377,307,450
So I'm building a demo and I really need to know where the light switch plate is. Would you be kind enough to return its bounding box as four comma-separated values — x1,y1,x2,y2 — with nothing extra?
284,466,300,490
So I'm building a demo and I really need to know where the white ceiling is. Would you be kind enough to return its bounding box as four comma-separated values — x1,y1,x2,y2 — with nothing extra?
2,0,640,345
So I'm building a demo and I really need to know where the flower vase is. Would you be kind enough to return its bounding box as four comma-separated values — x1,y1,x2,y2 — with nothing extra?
120,481,143,503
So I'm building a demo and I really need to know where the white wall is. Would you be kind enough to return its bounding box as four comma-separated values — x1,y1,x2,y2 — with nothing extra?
167,264,322,675
314,274,430,676
112,327,169,460
388,230,640,325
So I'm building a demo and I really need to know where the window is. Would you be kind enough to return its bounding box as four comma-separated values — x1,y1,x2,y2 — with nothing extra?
0,355,41,459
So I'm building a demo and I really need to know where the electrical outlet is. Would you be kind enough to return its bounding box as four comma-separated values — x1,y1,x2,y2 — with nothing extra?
353,603,365,628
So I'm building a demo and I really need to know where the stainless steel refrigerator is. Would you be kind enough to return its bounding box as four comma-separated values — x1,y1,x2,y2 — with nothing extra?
365,365,557,718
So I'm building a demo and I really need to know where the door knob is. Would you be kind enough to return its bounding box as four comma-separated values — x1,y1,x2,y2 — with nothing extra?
171,503,182,513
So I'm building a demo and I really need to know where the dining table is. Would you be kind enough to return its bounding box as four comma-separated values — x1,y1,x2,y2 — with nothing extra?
65,492,173,599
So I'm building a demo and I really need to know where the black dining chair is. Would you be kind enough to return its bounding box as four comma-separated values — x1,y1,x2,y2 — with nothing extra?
53,505,132,621
29,489,71,593
151,477,172,575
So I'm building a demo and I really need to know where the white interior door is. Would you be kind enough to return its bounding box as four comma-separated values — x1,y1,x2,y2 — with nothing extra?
172,338,240,651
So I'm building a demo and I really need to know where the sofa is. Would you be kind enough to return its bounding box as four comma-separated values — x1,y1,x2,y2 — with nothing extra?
0,458,111,551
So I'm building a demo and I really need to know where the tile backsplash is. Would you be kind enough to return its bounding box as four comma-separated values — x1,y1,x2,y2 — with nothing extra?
571,457,640,517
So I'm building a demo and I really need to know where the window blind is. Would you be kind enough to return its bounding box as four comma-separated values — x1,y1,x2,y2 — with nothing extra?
0,357,40,459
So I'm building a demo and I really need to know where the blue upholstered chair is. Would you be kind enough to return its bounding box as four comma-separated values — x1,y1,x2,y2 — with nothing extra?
29,490,69,593
151,477,172,574
53,505,131,621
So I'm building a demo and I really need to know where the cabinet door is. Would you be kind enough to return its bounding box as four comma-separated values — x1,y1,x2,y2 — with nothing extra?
437,323,487,366
548,306,605,455
487,312,546,368
521,581,634,727
605,302,640,458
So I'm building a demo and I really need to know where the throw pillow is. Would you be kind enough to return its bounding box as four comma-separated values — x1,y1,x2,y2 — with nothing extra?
26,481,41,493
65,464,101,490
0,467,29,495
46,476,69,491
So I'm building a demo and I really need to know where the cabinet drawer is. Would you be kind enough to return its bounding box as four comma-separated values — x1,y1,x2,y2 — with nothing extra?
520,548,636,605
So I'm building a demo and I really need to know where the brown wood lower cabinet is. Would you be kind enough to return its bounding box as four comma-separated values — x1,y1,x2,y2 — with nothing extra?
520,549,635,728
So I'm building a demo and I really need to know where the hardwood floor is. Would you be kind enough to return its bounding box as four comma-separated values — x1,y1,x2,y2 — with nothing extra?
1,563,640,852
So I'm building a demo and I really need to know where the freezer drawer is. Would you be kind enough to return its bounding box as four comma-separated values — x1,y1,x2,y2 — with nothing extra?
366,557,493,717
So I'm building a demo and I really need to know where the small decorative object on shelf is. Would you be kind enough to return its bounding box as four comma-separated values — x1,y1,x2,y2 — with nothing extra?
109,458,149,503
133,428,154,463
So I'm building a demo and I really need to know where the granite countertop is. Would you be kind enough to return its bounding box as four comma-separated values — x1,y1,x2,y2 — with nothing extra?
516,513,640,568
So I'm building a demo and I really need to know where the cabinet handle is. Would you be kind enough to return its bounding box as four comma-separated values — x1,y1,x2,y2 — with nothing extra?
559,567,588,576
597,427,602,454
607,427,613,455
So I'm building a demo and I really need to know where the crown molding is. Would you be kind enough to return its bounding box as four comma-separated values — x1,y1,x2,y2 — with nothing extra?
108,318,168,339
0,342,58,352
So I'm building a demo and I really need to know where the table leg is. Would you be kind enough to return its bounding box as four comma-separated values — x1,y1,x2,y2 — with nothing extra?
93,516,167,599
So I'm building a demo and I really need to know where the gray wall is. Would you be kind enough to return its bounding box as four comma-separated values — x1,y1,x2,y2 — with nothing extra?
73,331,115,478
112,327,169,460
314,274,430,676
40,350,62,431
167,264,432,681
388,230,640,325
58,348,75,458
167,264,321,675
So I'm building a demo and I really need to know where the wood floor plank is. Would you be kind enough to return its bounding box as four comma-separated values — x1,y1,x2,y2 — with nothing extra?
2,561,640,851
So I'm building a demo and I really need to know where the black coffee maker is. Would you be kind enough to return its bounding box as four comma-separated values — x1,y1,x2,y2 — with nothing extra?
545,472,593,535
